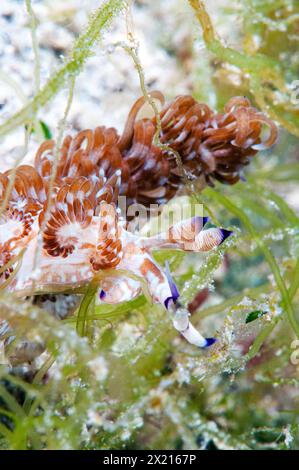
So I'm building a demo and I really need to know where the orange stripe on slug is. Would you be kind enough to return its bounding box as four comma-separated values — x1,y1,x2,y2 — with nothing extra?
139,258,164,283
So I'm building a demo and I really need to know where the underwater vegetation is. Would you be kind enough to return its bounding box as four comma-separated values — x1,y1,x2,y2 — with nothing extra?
0,0,298,450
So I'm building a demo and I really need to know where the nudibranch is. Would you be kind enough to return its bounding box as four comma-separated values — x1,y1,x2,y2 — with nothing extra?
0,91,277,347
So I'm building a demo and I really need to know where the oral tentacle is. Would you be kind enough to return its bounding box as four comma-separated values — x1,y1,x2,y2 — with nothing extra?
172,309,214,348
184,227,234,252
164,261,180,308
163,262,216,348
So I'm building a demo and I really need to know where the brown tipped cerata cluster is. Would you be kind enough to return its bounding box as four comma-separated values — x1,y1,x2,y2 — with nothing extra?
120,92,278,203
0,92,277,347
30,91,277,209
